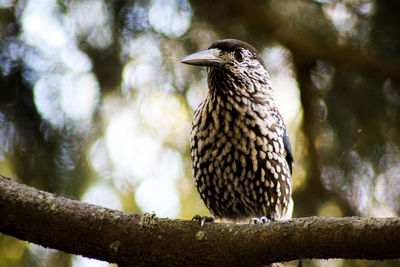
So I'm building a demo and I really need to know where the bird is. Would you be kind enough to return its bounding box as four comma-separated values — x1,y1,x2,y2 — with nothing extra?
181,39,294,224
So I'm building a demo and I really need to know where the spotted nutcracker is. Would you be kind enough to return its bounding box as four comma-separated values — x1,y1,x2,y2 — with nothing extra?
181,39,294,224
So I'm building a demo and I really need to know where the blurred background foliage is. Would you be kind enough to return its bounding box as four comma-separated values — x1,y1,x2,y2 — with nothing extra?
0,0,399,266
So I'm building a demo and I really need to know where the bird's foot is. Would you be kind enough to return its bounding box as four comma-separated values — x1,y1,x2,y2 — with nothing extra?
249,215,276,224
192,215,215,227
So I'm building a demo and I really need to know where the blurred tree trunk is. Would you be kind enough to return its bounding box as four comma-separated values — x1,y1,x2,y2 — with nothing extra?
291,54,354,217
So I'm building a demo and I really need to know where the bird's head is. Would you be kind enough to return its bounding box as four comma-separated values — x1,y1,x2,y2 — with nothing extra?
181,39,270,96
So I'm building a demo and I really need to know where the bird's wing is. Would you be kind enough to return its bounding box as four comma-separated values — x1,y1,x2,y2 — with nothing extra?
283,129,294,174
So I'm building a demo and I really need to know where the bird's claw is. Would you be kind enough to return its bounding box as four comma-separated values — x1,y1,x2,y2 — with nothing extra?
249,216,276,224
192,215,215,227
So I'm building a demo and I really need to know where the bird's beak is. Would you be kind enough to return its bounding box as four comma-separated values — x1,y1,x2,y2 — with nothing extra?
181,49,224,67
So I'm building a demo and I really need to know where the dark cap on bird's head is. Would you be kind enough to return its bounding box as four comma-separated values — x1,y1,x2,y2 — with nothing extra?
181,39,266,69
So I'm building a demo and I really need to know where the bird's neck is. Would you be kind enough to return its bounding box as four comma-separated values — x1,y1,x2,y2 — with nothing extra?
206,72,277,115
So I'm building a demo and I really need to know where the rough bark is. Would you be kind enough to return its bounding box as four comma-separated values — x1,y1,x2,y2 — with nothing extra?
1,175,400,266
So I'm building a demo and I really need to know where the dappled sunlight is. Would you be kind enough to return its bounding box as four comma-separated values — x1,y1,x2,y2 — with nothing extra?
68,0,112,49
73,256,113,267
89,138,112,180
135,171,181,217
311,60,335,91
59,72,100,122
82,182,123,210
122,34,164,95
100,93,186,217
263,45,301,130
139,90,190,146
1,0,399,266
27,243,59,267
2,236,24,261
374,145,400,217
33,74,67,128
123,62,158,91
323,2,358,35
148,0,192,37
22,0,69,52
23,0,100,131
314,259,344,267
186,78,208,109
321,147,400,217
33,72,100,129
318,201,343,217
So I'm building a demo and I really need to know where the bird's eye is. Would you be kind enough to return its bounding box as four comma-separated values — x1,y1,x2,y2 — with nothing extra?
235,50,245,62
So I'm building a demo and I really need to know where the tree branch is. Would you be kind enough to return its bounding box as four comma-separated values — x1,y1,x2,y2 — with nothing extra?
1,175,400,266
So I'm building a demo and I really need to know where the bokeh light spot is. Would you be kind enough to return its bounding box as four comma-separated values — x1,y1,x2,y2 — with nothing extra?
148,0,192,37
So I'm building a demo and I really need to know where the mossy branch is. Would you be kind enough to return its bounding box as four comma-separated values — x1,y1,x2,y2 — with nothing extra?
1,175,400,266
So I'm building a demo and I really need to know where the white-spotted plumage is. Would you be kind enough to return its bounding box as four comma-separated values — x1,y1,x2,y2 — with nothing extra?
185,39,294,221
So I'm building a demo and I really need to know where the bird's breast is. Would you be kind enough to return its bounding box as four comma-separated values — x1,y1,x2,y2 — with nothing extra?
191,94,292,220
